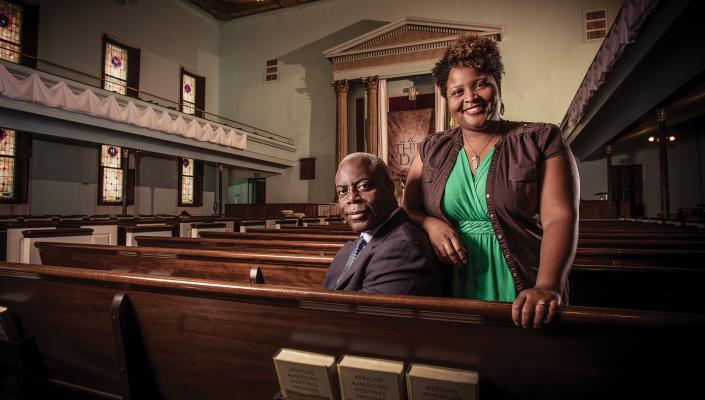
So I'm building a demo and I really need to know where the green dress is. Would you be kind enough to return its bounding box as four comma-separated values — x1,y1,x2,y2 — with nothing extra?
441,148,517,301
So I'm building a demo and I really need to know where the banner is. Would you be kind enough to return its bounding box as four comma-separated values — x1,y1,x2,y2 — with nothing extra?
386,108,433,180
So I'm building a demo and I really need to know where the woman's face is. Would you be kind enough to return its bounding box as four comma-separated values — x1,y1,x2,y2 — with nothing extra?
446,66,500,131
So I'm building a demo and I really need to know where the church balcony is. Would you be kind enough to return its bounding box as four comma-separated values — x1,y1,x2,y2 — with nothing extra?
0,58,295,173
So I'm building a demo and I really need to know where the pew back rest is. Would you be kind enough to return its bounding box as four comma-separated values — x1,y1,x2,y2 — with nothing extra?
35,242,330,287
6,224,56,263
22,228,93,264
0,263,703,399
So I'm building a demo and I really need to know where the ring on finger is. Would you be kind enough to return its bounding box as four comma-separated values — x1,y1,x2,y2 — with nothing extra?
537,299,547,306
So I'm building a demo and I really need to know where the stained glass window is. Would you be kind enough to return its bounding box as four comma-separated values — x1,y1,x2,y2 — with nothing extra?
100,144,123,203
181,73,196,115
0,128,15,199
103,42,128,95
0,0,22,63
0,127,15,155
180,157,194,205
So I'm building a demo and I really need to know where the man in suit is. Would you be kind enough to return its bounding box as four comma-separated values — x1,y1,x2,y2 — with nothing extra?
323,153,442,295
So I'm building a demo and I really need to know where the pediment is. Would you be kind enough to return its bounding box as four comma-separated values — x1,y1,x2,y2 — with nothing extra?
324,17,503,62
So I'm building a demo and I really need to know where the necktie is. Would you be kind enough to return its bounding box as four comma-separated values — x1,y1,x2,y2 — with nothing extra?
336,237,368,286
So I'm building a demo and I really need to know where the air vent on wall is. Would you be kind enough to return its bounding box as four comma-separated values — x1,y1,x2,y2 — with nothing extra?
584,9,607,41
265,59,278,82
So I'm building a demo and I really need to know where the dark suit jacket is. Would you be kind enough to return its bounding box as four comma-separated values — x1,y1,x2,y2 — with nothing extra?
323,209,442,295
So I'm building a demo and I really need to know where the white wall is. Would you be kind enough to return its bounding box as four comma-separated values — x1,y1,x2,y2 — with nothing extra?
30,139,98,215
28,140,218,216
218,0,622,203
576,158,608,201
37,0,220,114
596,125,705,217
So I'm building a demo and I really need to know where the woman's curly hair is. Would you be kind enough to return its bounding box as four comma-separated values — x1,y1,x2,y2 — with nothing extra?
432,33,504,98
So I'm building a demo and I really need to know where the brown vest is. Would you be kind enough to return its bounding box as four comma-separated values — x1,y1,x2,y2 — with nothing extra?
419,121,570,295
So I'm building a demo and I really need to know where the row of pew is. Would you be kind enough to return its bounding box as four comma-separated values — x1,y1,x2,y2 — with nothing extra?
0,214,345,264
0,218,703,398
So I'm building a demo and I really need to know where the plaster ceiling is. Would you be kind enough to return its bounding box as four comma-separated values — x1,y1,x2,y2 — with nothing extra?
187,0,320,21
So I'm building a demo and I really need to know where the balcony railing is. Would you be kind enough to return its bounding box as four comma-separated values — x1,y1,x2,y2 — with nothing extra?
0,44,294,147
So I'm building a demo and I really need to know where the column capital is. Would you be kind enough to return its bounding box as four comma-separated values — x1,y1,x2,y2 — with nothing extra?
361,76,379,91
331,79,349,95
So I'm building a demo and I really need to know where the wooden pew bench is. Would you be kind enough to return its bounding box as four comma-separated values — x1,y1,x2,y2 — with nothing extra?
236,219,267,232
20,228,94,264
119,225,175,246
135,236,343,256
0,263,702,399
35,242,705,313
200,231,358,242
189,222,228,238
36,242,328,288
3,222,56,263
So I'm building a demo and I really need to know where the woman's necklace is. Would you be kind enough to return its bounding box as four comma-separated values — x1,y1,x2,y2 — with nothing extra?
463,128,496,170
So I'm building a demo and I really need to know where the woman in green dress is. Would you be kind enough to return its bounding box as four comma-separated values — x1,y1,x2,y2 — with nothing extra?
403,34,579,328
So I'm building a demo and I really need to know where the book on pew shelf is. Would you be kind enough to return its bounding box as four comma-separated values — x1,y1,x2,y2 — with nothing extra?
273,348,339,400
337,355,405,400
406,364,478,400
0,306,21,342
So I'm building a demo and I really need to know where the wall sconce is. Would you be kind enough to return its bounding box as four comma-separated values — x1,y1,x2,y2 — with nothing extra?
648,135,676,142
406,87,417,101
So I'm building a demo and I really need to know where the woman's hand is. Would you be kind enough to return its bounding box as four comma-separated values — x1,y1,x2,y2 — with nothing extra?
425,218,467,265
511,287,561,328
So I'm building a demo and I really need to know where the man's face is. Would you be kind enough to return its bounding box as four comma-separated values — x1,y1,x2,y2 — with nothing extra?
335,158,395,233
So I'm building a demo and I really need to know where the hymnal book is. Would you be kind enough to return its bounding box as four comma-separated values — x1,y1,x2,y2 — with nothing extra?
0,306,21,342
406,364,478,400
337,355,404,400
273,348,339,400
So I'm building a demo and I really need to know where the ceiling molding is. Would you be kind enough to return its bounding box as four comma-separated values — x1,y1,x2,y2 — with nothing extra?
187,0,319,21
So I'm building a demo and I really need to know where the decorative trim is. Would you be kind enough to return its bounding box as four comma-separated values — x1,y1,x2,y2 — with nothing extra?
331,39,455,63
349,24,475,52
324,17,504,57
331,79,349,94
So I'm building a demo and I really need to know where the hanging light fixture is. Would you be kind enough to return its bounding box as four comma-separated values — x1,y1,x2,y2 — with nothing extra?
648,134,677,142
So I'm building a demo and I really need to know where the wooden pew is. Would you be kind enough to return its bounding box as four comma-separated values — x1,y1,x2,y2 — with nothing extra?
0,262,702,399
3,222,56,263
35,242,328,288
135,236,343,256
35,242,705,313
573,248,705,267
20,228,94,264
200,231,358,242
121,225,175,246
189,222,228,238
